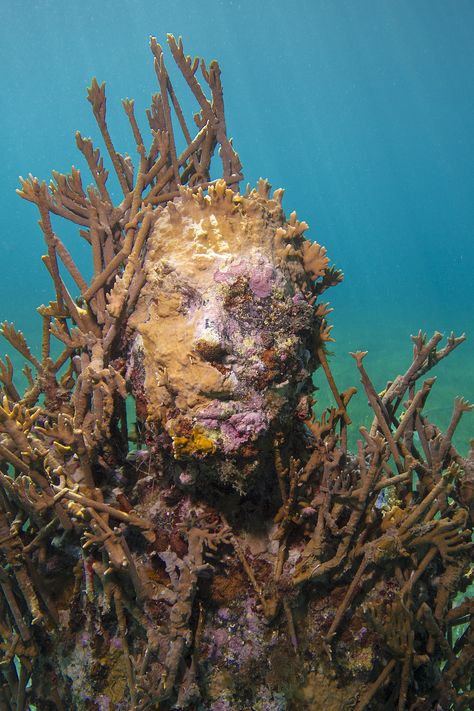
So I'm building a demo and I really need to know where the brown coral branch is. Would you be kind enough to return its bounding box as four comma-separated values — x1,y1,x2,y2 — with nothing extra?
129,146,148,221
143,122,210,203
0,323,41,372
15,663,29,711
17,174,90,226
0,447,29,474
398,650,412,711
399,466,457,536
392,376,436,443
51,485,153,532
0,573,31,642
317,346,351,425
75,132,112,204
441,397,473,457
0,357,20,403
114,587,137,705
324,553,369,646
87,78,130,196
41,255,99,335
353,658,397,710
351,351,404,473
382,332,464,412
122,99,145,151
150,38,180,187
35,182,71,312
166,34,242,187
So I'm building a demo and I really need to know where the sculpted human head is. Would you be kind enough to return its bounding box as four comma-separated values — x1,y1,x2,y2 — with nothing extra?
126,180,329,488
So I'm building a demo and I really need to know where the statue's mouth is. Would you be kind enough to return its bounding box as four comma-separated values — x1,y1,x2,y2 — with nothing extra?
163,396,271,458
195,407,238,422
194,393,267,424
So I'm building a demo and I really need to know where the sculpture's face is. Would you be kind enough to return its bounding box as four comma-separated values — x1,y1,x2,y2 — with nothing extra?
126,184,320,471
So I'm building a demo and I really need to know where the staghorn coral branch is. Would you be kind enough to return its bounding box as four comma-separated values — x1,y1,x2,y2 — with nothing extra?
88,214,107,321
75,131,112,204
17,174,91,227
49,230,89,295
122,99,145,152
353,658,397,710
106,207,154,320
373,469,412,491
34,178,78,313
0,446,29,474
0,357,20,403
442,396,473,453
166,34,242,187
41,255,99,336
143,122,210,203
15,664,29,711
317,346,351,425
419,600,456,662
166,35,215,125
129,145,148,221
381,332,465,410
417,330,466,377
41,314,51,363
200,55,242,184
392,376,436,442
50,166,87,207
324,553,370,647
399,464,458,536
114,587,137,705
0,323,41,372
81,203,153,307
52,346,74,373
166,74,201,177
351,350,404,473
150,38,180,187
0,573,32,643
81,247,128,303
51,484,153,533
87,78,130,196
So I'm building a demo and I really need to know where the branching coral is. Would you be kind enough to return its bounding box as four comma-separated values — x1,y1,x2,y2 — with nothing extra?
0,35,471,711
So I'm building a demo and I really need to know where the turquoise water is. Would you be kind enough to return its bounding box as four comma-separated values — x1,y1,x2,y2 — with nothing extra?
1,0,473,451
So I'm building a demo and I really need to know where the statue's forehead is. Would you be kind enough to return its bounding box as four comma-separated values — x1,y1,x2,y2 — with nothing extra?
148,192,281,260
146,218,280,290
141,189,314,295
150,251,280,293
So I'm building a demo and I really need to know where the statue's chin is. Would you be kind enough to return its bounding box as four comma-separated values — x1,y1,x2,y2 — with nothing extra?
171,442,271,497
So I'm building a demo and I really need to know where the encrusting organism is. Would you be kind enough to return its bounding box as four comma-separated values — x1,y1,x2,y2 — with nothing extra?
0,34,472,710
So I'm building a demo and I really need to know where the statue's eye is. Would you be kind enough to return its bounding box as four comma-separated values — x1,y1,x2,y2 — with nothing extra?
175,283,202,313
223,276,252,310
194,339,228,362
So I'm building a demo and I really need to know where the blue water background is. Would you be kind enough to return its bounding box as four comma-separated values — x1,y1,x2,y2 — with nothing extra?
1,0,473,450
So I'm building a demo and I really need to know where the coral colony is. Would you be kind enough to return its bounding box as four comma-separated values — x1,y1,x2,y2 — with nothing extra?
0,35,472,711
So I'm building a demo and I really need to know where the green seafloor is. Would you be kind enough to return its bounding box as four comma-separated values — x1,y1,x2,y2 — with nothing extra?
1,0,473,454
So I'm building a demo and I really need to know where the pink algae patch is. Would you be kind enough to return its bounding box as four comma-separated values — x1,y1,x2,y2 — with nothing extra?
249,263,274,298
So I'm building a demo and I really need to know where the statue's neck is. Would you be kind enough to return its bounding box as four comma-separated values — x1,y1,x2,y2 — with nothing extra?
133,423,311,530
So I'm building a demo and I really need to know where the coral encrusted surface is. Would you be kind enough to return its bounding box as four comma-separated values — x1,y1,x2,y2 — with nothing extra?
0,35,472,711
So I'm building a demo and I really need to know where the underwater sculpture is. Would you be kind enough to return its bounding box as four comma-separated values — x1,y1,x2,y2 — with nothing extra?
0,35,473,711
